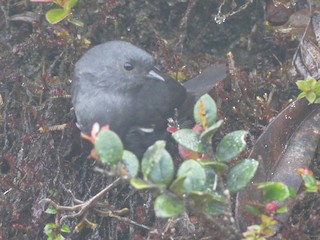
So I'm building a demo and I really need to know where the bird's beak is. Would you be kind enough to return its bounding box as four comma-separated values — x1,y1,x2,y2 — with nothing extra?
146,70,165,81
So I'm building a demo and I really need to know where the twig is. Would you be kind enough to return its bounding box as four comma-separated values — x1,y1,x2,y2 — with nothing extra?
40,177,123,224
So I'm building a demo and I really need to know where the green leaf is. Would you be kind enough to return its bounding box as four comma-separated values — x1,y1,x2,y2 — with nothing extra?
154,194,185,218
120,150,139,178
227,158,259,193
172,129,207,153
297,92,306,99
188,191,215,203
188,191,225,203
67,17,84,27
60,224,71,233
315,97,320,104
45,207,57,214
141,141,174,186
261,214,277,227
94,129,123,167
46,232,55,240
53,0,64,6
288,186,297,198
130,178,153,190
176,160,206,193
306,91,316,103
301,174,318,192
188,191,226,215
296,79,310,92
258,182,291,201
65,0,78,9
44,223,57,232
170,174,188,196
56,234,65,240
194,94,217,128
314,82,320,96
173,172,219,202
276,206,288,213
244,205,261,216
307,75,317,82
200,119,223,143
202,198,225,216
216,130,248,162
296,77,320,103
310,77,318,88
46,8,70,24
203,166,217,192
198,160,228,173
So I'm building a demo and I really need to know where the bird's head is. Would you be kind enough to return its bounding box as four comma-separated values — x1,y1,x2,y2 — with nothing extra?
73,41,164,91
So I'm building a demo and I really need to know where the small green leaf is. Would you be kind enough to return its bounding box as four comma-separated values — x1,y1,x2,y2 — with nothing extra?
141,141,174,186
315,97,320,104
301,174,318,192
216,130,248,162
288,186,297,198
202,198,225,216
65,0,78,9
120,150,139,178
296,79,310,92
44,223,57,232
46,232,55,240
261,214,277,227
200,119,223,143
188,191,225,203
306,91,316,103
172,129,207,153
60,224,71,233
227,158,258,193
53,0,64,6
45,207,57,214
310,78,318,88
46,8,70,24
176,160,206,193
297,92,306,99
174,172,218,200
244,205,261,216
67,17,84,27
258,182,291,201
276,206,288,213
198,160,228,173
94,129,123,167
170,174,188,196
154,194,185,218
130,178,153,190
188,191,226,215
296,77,320,104
203,167,217,192
188,191,214,203
314,82,320,96
194,94,217,128
56,234,65,240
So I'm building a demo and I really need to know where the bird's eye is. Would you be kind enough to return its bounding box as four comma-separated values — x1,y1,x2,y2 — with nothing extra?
124,62,134,71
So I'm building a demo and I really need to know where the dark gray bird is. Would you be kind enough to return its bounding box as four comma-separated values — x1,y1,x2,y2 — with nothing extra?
71,40,226,157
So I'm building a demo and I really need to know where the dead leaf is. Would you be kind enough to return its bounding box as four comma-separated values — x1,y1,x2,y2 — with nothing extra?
235,98,320,231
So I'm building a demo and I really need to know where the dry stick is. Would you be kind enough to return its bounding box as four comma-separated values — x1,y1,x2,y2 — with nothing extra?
94,209,151,231
40,177,123,224
292,1,312,65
